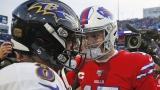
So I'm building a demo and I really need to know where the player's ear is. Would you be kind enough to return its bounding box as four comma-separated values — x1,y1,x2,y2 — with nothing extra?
14,51,25,62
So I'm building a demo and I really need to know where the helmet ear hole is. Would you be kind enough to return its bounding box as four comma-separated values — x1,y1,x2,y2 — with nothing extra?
34,36,54,50
36,38,44,45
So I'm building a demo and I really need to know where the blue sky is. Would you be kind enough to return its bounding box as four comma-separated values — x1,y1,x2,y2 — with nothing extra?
0,0,159,34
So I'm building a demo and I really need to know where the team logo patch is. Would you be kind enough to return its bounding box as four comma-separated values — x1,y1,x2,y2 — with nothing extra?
35,63,55,82
78,72,85,79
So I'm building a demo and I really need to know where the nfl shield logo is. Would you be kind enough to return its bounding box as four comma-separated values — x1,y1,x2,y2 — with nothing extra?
97,70,104,76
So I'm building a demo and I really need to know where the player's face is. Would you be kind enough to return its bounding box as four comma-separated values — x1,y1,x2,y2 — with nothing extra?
85,31,104,48
66,34,80,50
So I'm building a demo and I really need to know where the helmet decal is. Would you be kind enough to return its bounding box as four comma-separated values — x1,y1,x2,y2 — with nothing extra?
97,7,113,20
13,28,22,37
80,6,92,25
28,2,77,26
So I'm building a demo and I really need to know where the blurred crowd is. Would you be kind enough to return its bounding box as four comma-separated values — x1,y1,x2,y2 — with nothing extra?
118,16,160,31
0,33,11,45
0,16,160,51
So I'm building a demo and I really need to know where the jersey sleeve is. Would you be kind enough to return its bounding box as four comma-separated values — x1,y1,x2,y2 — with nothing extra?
155,75,160,90
132,52,156,90
136,76,157,90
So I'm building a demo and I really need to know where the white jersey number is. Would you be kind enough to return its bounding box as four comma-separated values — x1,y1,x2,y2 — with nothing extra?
84,85,119,90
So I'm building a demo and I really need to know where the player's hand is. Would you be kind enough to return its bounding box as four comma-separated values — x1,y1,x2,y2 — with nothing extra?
0,42,12,60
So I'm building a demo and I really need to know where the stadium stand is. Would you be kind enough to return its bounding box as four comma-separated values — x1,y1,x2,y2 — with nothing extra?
0,33,11,45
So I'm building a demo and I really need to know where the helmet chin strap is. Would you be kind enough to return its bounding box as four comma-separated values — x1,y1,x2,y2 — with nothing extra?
94,44,113,60
61,67,72,90
85,39,113,60
31,43,54,64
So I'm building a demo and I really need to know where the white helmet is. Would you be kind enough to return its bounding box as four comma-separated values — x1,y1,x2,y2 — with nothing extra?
80,6,118,60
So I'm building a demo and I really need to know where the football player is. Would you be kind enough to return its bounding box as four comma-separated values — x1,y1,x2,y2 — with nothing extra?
0,0,85,90
65,6,157,90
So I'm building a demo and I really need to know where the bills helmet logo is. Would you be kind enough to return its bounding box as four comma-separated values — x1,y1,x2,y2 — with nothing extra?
97,7,113,20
